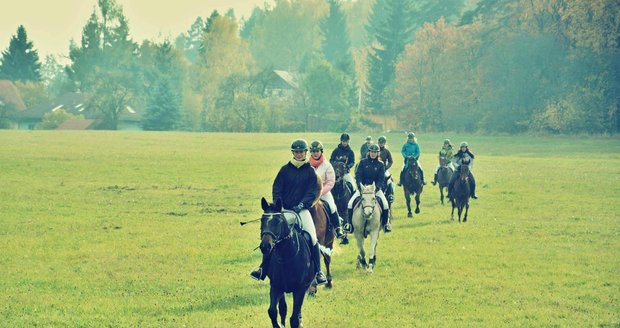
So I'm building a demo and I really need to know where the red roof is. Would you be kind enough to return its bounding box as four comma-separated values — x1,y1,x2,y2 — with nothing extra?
56,119,97,130
0,80,26,111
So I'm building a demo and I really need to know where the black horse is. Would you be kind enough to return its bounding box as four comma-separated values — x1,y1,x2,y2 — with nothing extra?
332,160,352,244
437,156,454,205
402,156,424,218
450,163,471,223
259,197,315,328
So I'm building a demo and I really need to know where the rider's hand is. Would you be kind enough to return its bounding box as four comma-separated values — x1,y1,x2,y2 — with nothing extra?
292,202,304,213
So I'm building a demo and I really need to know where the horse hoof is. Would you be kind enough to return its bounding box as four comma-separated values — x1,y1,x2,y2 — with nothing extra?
407,213,412,218
415,208,420,214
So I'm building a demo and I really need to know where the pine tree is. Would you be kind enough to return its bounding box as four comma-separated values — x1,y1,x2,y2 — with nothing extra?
321,0,354,76
0,25,42,82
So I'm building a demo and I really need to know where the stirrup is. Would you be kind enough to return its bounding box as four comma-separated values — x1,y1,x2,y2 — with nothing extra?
335,227,344,238
472,194,478,199
343,223,353,233
316,271,327,285
384,223,392,233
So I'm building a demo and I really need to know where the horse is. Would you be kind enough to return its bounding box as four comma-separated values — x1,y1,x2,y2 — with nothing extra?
450,163,471,223
351,183,382,273
332,160,352,244
402,156,424,218
437,156,454,205
308,200,335,292
258,197,315,328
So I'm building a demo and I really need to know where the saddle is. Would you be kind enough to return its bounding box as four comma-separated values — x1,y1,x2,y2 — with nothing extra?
352,194,386,212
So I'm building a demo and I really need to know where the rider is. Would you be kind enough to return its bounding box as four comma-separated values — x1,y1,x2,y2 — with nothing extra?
447,141,478,199
329,133,356,192
431,139,455,186
250,139,328,285
345,144,392,233
309,140,345,238
377,136,395,202
360,136,373,159
397,132,426,186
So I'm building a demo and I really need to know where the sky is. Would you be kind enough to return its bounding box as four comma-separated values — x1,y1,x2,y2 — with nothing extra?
0,0,271,61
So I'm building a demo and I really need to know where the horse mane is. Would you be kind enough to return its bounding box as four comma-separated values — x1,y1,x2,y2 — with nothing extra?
313,174,323,206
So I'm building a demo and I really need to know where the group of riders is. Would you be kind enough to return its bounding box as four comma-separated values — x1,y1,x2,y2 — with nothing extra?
250,132,478,285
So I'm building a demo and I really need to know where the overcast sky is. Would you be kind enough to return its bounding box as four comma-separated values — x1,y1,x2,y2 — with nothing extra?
0,0,271,61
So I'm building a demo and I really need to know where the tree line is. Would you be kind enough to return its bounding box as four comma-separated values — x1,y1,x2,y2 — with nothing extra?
0,0,617,133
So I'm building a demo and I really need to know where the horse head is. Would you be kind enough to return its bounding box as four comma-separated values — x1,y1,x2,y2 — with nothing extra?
259,197,290,255
360,183,377,217
406,156,419,180
459,162,470,182
439,156,448,167
333,161,347,182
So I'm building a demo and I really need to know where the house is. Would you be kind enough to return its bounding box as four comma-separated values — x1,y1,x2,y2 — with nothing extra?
265,70,300,99
56,119,97,130
18,92,143,130
0,80,26,111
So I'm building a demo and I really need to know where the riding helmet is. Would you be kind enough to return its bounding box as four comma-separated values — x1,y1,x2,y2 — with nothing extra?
407,132,415,139
368,144,380,152
460,141,469,148
444,138,451,144
340,133,350,141
291,139,309,151
365,136,372,141
378,136,387,143
310,140,324,152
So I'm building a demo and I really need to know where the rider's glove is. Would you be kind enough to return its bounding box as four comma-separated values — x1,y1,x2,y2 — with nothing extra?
292,202,305,213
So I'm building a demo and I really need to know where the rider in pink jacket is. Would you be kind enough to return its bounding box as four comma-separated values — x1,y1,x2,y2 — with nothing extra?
309,140,344,238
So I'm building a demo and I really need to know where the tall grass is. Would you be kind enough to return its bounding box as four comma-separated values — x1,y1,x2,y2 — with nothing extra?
0,131,618,327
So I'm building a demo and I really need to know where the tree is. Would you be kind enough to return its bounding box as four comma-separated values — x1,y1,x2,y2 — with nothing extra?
0,25,42,82
321,0,355,76
37,109,83,130
175,17,205,64
66,0,138,129
301,58,350,118
0,100,18,129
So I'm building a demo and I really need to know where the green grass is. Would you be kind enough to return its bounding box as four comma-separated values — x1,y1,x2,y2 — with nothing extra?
0,131,618,327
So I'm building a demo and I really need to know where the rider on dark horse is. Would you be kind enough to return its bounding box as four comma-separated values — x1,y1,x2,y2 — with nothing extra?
345,144,392,233
432,139,455,185
378,135,395,203
309,140,345,238
329,133,356,193
250,139,328,285
447,141,479,199
397,132,427,186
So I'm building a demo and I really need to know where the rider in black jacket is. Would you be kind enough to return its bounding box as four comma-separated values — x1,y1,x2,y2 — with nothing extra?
329,133,356,191
447,141,478,199
345,144,392,233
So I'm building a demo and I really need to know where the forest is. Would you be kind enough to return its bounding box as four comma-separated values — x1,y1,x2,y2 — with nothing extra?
0,0,618,134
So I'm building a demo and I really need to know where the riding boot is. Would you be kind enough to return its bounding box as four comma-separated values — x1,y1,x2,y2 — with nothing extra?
446,172,458,199
382,209,392,233
312,244,327,285
470,173,478,199
397,170,405,186
432,173,438,186
249,253,270,281
420,168,427,185
329,210,344,238
343,209,353,233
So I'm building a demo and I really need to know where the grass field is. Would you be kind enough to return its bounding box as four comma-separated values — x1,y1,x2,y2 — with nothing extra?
0,131,618,327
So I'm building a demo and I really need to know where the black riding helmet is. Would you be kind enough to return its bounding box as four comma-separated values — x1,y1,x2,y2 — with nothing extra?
291,139,309,151
310,140,324,152
368,144,380,152
340,133,350,141
378,136,387,143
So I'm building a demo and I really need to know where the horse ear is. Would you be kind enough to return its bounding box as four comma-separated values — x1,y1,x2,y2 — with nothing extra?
275,198,283,211
261,197,269,211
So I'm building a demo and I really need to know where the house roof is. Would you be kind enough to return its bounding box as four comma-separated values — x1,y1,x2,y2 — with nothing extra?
272,70,299,89
56,119,97,130
19,92,90,119
0,80,27,111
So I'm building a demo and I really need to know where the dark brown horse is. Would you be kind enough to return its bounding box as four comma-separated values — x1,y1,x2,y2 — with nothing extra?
259,197,314,328
331,160,352,244
402,156,424,218
450,163,471,223
437,156,454,205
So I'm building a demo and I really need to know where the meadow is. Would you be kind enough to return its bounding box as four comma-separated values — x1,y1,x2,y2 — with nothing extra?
0,130,618,327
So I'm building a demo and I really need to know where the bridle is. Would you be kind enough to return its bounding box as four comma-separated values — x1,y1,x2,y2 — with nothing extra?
260,212,293,251
360,190,377,216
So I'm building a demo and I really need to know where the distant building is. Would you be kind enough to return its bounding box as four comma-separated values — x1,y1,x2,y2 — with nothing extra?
265,70,300,99
17,92,142,130
0,80,27,111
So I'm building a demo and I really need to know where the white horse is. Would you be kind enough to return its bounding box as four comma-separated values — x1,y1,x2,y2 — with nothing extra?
352,183,382,273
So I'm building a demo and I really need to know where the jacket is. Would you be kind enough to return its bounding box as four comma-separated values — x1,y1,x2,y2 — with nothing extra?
330,144,355,171
401,141,420,166
272,161,320,209
454,150,475,169
379,146,393,170
355,156,385,191
310,156,335,196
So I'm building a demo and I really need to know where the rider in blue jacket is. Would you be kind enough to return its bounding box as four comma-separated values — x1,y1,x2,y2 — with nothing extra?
397,132,426,186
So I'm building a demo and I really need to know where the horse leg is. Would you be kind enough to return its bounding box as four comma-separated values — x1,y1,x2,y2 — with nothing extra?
269,288,283,328
355,232,366,269
290,288,307,328
450,200,455,221
404,191,412,218
414,192,421,214
367,230,380,273
458,204,463,223
439,186,444,205
324,253,332,289
463,203,469,223
278,296,287,327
